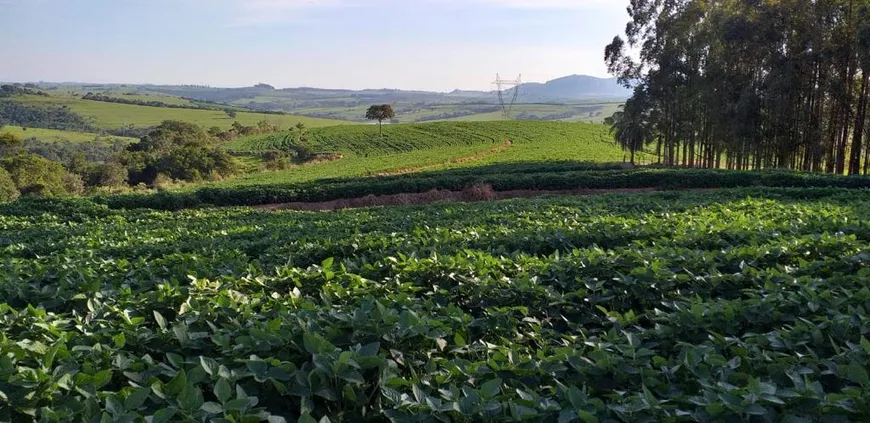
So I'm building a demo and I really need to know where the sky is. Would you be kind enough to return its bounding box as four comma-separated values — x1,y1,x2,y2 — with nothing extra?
0,0,627,92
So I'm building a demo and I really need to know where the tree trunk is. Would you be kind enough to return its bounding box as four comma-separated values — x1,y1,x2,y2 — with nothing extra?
850,69,869,175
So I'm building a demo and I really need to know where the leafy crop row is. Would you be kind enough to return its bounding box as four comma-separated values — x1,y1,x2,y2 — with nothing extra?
96,166,870,210
225,121,580,155
3,188,870,421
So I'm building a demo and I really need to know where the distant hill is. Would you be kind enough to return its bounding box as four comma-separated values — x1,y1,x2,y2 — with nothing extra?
518,75,629,101
6,76,628,123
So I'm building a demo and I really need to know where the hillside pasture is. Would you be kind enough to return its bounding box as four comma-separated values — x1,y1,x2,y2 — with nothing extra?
220,121,636,187
0,125,137,144
8,95,349,130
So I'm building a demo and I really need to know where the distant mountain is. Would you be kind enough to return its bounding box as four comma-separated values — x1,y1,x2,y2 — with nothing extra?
13,75,628,116
517,75,629,101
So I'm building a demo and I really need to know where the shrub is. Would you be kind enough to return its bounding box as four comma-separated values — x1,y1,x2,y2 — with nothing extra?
62,172,85,195
1,153,72,196
0,167,19,202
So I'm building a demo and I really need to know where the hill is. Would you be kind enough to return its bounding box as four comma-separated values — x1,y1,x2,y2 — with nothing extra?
19,76,629,122
518,75,629,101
1,93,350,131
218,121,633,187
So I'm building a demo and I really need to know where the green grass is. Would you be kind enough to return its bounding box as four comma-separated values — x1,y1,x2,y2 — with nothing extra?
287,103,623,124
219,121,634,187
11,94,349,130
4,188,870,421
98,93,195,106
0,125,137,144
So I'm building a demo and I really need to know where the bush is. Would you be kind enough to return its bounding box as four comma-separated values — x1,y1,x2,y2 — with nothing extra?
121,120,239,185
62,173,85,195
1,153,73,196
86,162,129,188
0,167,19,202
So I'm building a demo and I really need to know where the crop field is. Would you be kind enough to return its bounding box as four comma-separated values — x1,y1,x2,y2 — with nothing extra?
289,103,623,124
221,121,635,187
2,187,870,421
0,125,137,144
8,95,349,130
98,93,195,106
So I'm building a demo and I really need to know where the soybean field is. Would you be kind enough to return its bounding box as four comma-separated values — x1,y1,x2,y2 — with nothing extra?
3,188,870,421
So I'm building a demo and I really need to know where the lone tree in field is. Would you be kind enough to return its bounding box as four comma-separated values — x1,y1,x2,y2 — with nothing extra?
365,104,394,136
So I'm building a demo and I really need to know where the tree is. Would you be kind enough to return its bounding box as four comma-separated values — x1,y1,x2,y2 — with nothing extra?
0,132,22,155
224,108,237,119
1,152,75,196
121,120,237,185
606,89,654,165
365,105,394,136
604,0,870,174
0,167,19,202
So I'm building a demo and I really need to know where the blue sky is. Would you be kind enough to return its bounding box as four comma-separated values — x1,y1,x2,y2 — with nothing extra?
0,0,626,91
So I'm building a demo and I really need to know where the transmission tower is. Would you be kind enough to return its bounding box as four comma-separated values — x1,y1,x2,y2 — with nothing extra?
492,73,522,119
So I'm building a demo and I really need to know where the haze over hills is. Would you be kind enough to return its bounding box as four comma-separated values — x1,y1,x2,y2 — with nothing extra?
22,75,628,110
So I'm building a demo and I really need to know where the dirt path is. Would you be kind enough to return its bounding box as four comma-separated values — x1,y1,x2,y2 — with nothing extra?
254,186,664,212
373,140,512,177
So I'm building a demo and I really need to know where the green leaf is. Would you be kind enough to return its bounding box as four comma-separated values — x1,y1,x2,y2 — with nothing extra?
454,333,467,347
481,378,501,398
568,386,586,409
166,353,184,369
112,333,126,348
303,332,336,355
165,370,187,395
225,398,252,411
558,410,578,423
153,311,167,330
338,368,365,384
845,362,870,386
151,408,177,423
357,342,379,357
177,384,204,412
200,356,220,376
201,401,223,414
247,359,268,376
214,378,232,403
578,410,599,423
745,404,767,416
124,387,151,410
298,413,317,423
105,396,124,416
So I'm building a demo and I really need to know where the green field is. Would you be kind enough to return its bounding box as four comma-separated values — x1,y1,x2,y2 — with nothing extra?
221,121,634,186
9,95,349,130
97,93,196,106
3,187,870,421
0,125,137,144
290,102,624,124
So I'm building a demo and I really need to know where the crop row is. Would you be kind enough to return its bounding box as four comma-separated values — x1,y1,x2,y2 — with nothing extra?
95,167,870,210
224,121,607,156
2,188,870,421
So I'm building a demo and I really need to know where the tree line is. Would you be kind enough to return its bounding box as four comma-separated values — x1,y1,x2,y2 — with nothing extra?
605,0,870,173
0,118,295,201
